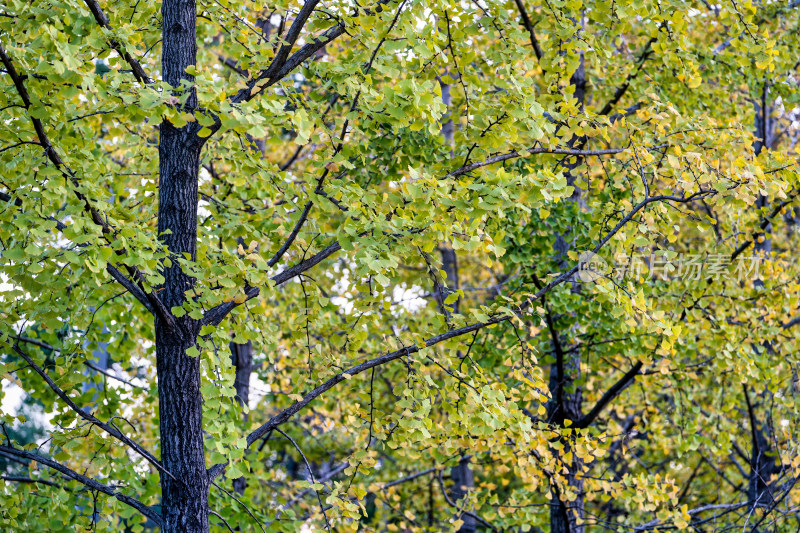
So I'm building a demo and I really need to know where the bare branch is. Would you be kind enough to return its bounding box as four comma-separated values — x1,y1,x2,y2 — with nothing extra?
275,427,332,533
84,360,144,389
635,502,750,531
210,510,235,533
1,475,65,489
436,468,497,531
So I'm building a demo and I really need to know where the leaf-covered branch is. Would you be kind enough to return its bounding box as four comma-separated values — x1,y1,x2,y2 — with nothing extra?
82,0,152,83
7,342,170,481
0,444,162,526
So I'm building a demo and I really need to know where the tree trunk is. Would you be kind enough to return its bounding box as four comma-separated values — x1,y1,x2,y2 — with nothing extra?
549,45,586,533
230,340,252,496
547,346,585,533
157,0,209,530
230,340,252,410
753,81,773,257
451,455,476,533
439,77,474,532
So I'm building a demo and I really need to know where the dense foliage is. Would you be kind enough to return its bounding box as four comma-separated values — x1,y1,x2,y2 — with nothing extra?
0,0,799,531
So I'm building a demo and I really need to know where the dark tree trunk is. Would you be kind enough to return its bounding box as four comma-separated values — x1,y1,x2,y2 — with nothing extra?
156,331,207,532
157,0,209,531
451,455,476,533
230,341,252,409
744,388,779,513
549,45,586,533
230,340,252,496
438,83,472,528
754,82,774,257
444,245,472,533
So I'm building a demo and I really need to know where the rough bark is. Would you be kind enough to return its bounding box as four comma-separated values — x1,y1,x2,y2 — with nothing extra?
157,0,209,531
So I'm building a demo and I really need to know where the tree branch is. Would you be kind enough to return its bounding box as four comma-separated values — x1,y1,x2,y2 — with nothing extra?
573,361,643,429
84,360,144,389
436,468,497,531
228,0,394,106
7,342,172,482
267,200,314,268
0,444,162,526
634,502,749,531
230,23,345,105
82,0,152,83
274,427,332,533
731,189,798,260
264,0,323,79
106,264,154,314
12,335,145,390
1,475,66,489
207,190,715,482
202,237,345,327
447,146,628,178
513,0,543,61
597,37,655,116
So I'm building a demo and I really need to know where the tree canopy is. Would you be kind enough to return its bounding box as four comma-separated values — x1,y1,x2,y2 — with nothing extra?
0,0,799,531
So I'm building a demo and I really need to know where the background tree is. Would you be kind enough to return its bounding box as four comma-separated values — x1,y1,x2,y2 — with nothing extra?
0,0,799,532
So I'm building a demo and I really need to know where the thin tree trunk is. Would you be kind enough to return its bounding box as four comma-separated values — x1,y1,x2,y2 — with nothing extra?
157,0,209,530
753,81,773,257
231,341,252,411
746,85,778,519
451,455,476,533
439,75,475,533
230,340,252,496
549,45,586,533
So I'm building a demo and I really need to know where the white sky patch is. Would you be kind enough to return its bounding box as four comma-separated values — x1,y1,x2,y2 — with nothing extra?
248,373,271,407
1,380,54,439
392,283,427,313
1,380,25,415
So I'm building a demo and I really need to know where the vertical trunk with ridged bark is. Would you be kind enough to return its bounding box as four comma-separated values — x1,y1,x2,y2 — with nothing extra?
157,0,208,531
